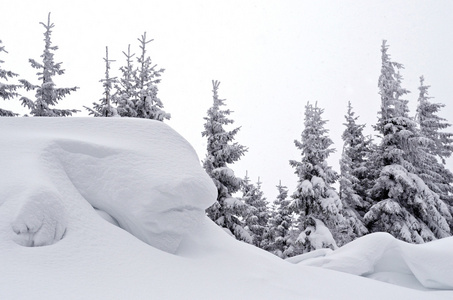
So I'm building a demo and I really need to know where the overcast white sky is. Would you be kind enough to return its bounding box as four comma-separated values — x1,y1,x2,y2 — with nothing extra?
2,0,453,200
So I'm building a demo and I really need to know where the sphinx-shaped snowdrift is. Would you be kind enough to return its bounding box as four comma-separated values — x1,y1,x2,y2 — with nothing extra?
0,117,216,252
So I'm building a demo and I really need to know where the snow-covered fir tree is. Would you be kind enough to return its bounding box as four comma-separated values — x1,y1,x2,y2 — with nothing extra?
339,101,370,240
202,80,250,242
241,174,269,248
264,181,294,258
19,13,78,117
116,45,137,117
365,41,451,243
133,32,169,121
416,76,453,163
85,47,118,117
289,102,348,254
415,76,453,225
0,40,19,116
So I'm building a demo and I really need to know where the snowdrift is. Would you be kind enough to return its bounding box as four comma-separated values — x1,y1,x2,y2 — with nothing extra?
289,232,453,290
0,118,216,253
0,118,452,299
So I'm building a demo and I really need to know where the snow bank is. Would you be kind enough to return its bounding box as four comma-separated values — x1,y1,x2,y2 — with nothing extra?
0,117,216,253
292,232,453,290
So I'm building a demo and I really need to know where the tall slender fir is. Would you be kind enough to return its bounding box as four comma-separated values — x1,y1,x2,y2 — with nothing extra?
339,101,370,240
116,44,137,117
415,76,453,226
85,47,118,117
289,102,348,253
265,181,294,258
242,174,269,247
19,13,79,116
133,32,169,121
202,80,250,242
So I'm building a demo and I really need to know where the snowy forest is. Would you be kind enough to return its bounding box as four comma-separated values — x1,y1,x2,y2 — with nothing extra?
1,13,453,259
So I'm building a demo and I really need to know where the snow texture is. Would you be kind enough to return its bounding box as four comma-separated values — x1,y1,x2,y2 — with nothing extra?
297,217,338,251
0,118,452,299
291,232,453,290
0,117,216,253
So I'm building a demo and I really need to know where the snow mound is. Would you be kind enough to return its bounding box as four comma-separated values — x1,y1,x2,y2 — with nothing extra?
291,232,453,290
0,118,216,253
296,217,338,250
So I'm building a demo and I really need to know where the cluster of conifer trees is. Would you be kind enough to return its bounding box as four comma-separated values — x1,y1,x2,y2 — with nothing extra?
0,13,169,120
0,14,79,117
201,41,453,258
1,14,452,257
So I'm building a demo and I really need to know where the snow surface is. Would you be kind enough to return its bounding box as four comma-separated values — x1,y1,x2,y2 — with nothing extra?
290,232,453,291
0,118,452,299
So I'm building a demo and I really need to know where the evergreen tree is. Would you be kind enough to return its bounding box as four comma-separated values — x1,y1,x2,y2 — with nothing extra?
265,181,293,258
416,76,453,163
202,80,250,242
133,32,169,121
242,174,269,247
85,47,118,117
20,13,79,116
339,101,369,240
415,76,453,223
289,102,348,253
365,41,451,243
116,44,137,117
0,40,19,116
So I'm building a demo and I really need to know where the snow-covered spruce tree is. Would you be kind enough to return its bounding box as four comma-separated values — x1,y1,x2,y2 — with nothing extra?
339,101,370,240
116,45,137,117
415,76,453,222
0,40,20,116
264,181,294,258
241,174,269,248
19,13,78,117
416,76,453,163
85,47,118,117
202,80,250,242
289,102,348,254
133,32,169,121
365,41,451,243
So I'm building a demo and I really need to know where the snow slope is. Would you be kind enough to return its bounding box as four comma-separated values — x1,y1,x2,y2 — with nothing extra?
0,118,452,299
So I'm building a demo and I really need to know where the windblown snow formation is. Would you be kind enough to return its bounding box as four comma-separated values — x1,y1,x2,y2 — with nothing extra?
289,232,453,290
0,118,216,252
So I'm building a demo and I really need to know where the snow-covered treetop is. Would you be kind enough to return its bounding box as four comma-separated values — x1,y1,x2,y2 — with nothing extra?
19,12,79,117
376,40,411,136
416,76,453,163
116,44,137,117
202,80,247,172
290,102,337,185
85,47,118,117
134,32,169,121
